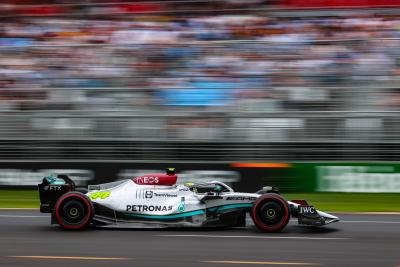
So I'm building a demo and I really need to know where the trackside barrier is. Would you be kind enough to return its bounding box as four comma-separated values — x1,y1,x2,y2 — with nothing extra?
1,162,400,192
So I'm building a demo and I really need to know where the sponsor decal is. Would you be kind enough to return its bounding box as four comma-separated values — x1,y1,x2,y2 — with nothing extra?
226,196,256,201
136,190,142,199
89,191,111,200
145,191,153,199
136,190,153,199
133,176,159,184
298,205,319,222
299,206,316,214
43,185,62,191
154,192,178,198
178,197,185,213
136,190,178,199
126,205,173,212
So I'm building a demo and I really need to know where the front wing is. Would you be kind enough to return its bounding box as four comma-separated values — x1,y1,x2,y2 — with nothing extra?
289,202,339,226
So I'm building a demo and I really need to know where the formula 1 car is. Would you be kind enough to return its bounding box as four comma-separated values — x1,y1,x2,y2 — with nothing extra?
38,168,339,232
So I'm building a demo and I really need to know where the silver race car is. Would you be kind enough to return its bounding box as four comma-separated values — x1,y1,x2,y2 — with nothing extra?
38,168,339,232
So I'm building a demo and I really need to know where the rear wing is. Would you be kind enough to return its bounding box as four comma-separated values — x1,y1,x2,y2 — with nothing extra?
38,175,75,213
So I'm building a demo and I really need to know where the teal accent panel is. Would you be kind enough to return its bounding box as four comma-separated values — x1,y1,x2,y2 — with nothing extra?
125,209,205,219
211,203,253,211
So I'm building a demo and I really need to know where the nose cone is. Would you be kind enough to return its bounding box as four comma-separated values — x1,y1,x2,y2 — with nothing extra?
317,211,340,225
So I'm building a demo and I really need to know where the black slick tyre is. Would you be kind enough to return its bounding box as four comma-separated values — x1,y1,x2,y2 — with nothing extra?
54,192,94,230
251,193,290,232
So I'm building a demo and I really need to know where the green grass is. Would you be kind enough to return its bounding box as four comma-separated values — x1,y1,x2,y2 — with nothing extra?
0,190,39,208
0,190,399,212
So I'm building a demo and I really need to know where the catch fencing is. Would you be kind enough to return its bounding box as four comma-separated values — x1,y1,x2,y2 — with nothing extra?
0,111,399,161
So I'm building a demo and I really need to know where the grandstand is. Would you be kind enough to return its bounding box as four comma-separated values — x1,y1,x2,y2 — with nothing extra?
1,0,400,161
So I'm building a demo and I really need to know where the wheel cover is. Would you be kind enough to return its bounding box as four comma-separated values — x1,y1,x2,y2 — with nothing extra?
251,195,290,232
258,202,284,226
55,193,93,230
61,200,86,224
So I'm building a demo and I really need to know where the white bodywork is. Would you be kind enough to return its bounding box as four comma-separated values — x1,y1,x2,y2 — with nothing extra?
86,179,339,228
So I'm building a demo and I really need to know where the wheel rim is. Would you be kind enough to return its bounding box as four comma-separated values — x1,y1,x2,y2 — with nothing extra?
258,201,284,226
69,207,79,217
266,208,276,219
61,200,86,225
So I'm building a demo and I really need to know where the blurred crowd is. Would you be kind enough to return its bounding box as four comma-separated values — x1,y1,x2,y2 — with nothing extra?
2,1,400,113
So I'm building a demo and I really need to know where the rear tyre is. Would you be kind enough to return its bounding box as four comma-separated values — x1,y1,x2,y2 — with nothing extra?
54,192,93,230
251,193,290,232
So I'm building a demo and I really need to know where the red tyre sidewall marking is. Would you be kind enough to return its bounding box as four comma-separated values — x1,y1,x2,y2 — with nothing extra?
251,195,290,232
55,193,93,230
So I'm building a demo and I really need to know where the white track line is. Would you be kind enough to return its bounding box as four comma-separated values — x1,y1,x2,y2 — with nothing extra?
0,215,48,218
333,212,400,215
157,234,349,240
340,220,400,224
246,219,400,224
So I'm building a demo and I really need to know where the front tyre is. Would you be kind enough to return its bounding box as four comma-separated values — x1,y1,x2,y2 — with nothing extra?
54,192,94,230
251,193,290,232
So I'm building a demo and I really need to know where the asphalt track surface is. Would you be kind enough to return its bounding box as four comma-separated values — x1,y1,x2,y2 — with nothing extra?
0,210,399,267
